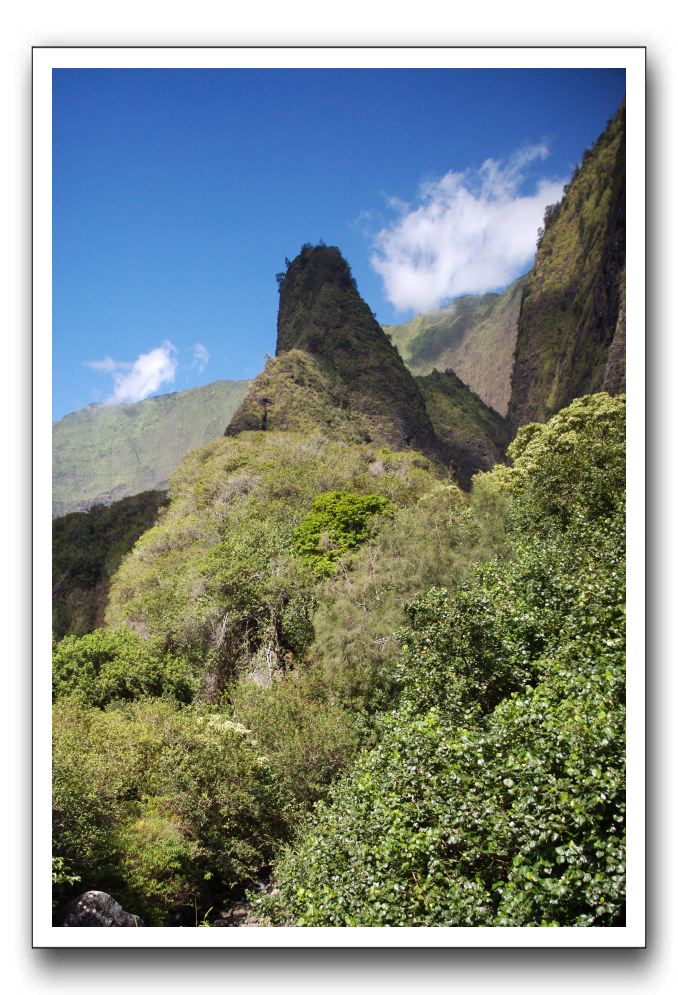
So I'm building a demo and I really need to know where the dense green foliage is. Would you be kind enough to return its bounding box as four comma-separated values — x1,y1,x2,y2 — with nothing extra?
508,103,625,428
52,627,197,707
293,491,395,576
258,393,626,927
385,276,525,415
53,379,250,517
229,674,363,822
52,698,286,924
106,430,439,694
53,490,168,639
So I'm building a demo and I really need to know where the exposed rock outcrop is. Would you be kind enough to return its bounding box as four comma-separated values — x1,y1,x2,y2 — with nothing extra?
508,101,626,429
227,245,444,463
57,890,144,927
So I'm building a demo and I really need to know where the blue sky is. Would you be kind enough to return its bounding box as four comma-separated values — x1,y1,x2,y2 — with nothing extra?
53,67,625,420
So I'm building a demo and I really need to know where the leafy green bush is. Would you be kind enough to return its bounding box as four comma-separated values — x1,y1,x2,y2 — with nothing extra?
259,393,626,927
52,698,287,924
506,393,626,529
106,431,439,693
230,673,362,820
52,627,198,707
264,624,624,926
294,491,395,575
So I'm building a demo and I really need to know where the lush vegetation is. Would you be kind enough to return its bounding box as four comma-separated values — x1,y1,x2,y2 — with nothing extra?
53,379,249,517
53,627,198,707
257,393,626,926
52,697,286,924
52,391,626,927
508,104,626,428
53,490,168,639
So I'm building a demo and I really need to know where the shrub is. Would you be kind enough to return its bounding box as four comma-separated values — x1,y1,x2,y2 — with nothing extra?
507,393,625,529
259,394,626,926
52,698,288,924
294,491,395,576
230,673,362,820
52,627,198,707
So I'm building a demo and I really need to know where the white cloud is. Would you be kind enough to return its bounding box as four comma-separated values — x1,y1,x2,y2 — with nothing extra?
370,145,566,313
83,355,130,373
85,341,178,404
192,342,210,372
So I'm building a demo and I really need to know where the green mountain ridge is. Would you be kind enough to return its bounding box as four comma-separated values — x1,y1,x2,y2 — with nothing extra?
507,102,626,428
52,379,250,517
384,275,526,416
53,490,168,639
416,369,510,489
228,245,443,462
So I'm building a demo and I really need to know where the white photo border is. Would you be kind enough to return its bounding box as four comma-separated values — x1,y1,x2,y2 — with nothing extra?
34,45,646,949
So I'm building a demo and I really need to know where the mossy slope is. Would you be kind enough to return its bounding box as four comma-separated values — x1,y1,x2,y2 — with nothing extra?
228,246,443,462
507,102,626,429
53,379,250,517
225,350,368,444
385,276,525,416
53,490,168,639
416,369,510,488
106,429,440,693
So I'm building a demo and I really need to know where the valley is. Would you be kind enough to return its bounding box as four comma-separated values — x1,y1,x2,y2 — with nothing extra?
51,101,628,930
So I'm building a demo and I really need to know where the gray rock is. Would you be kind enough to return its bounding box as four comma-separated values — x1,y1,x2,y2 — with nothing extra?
58,890,144,927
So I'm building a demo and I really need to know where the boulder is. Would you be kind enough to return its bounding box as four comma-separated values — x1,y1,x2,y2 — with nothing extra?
58,890,144,927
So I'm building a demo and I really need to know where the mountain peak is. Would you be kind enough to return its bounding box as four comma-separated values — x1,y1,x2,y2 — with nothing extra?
228,244,444,461
276,243,374,356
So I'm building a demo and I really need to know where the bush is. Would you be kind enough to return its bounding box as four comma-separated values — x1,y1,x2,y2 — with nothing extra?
260,394,626,926
506,393,625,529
294,490,395,576
230,673,362,820
52,698,287,924
52,627,198,707
264,624,624,926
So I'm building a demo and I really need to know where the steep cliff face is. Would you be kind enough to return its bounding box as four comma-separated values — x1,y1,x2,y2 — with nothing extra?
53,490,168,639
385,275,526,416
416,369,510,489
507,102,626,429
602,266,626,395
228,245,443,460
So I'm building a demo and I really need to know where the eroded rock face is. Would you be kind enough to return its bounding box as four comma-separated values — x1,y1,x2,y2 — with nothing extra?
228,245,443,463
57,890,144,927
508,101,625,430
